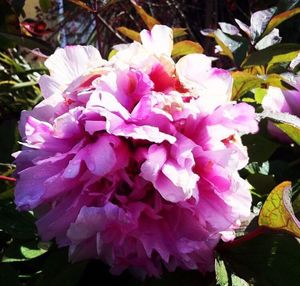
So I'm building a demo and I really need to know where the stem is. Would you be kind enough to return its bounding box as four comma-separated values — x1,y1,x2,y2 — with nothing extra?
217,226,268,251
93,0,102,52
0,175,16,182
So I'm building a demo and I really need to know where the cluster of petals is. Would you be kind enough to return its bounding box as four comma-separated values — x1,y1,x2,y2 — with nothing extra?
15,25,258,276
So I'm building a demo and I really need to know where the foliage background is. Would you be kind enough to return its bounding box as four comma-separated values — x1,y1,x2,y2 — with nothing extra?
0,0,300,285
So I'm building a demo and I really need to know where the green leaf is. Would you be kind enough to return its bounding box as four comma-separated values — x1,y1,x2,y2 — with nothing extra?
247,173,277,198
3,243,49,262
0,263,20,286
215,257,249,286
215,258,228,286
259,181,300,237
0,119,18,163
242,134,279,163
0,200,37,240
21,246,48,259
172,40,203,58
0,0,20,49
277,0,300,12
144,269,214,286
263,7,300,36
36,248,87,286
220,232,300,286
39,0,51,12
116,26,140,42
242,43,300,67
0,32,53,53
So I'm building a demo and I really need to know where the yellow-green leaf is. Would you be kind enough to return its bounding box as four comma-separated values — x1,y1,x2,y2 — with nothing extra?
265,74,289,90
264,7,300,36
131,0,160,29
172,40,203,58
242,43,300,68
254,87,267,104
267,50,300,68
39,0,51,12
172,27,187,38
275,122,300,145
116,27,140,42
260,109,300,145
258,181,300,237
108,49,117,60
231,71,263,100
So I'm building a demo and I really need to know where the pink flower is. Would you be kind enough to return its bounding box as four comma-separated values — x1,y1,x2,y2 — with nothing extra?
14,25,258,277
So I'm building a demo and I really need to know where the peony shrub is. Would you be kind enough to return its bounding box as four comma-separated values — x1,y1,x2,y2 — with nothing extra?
14,25,258,276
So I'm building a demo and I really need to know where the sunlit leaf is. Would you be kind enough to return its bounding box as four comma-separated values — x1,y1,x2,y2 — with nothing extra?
3,244,49,262
131,0,160,29
267,50,300,68
265,73,291,90
21,246,48,259
107,49,117,60
263,7,300,36
231,71,263,99
260,110,300,145
275,122,300,145
242,43,300,67
172,27,187,38
215,257,249,286
219,22,240,35
116,26,140,42
39,0,51,12
254,87,267,104
172,40,203,58
214,29,234,60
66,0,94,12
213,29,249,66
255,28,281,50
232,70,291,98
250,7,276,41
258,181,300,237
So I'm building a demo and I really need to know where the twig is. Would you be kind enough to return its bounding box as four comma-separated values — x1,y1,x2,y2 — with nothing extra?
0,175,16,182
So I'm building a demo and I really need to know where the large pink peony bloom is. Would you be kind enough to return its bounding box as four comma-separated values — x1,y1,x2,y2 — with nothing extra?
14,25,258,277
